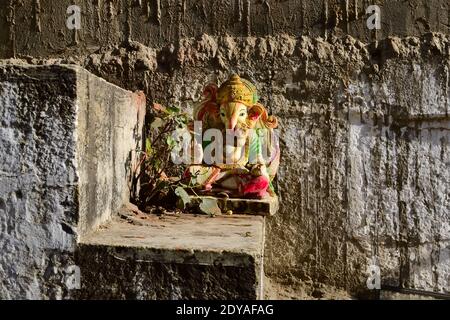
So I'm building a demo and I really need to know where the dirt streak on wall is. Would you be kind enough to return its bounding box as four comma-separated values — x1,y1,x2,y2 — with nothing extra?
0,0,449,59
1,1,449,297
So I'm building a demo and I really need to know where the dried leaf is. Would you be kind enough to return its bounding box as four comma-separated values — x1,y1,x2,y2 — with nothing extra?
152,103,166,112
151,117,164,130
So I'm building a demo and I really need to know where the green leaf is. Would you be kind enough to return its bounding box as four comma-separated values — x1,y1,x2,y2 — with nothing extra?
166,135,176,148
145,137,152,155
175,187,191,209
199,198,221,217
167,106,180,114
154,159,162,171
174,114,189,126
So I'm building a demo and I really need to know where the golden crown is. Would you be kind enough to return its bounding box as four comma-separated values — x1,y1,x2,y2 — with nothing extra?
216,75,259,106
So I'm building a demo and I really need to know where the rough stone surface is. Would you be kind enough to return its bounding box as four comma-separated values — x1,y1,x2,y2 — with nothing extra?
0,65,79,299
75,33,449,297
1,1,449,299
0,1,449,59
75,65,146,236
0,64,144,299
76,204,265,299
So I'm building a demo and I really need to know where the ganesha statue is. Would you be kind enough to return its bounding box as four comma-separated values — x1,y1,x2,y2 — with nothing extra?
184,74,280,200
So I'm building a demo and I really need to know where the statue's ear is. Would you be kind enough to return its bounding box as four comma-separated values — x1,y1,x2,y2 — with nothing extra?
196,102,219,121
248,104,265,121
196,84,219,121
203,84,218,101
248,104,278,128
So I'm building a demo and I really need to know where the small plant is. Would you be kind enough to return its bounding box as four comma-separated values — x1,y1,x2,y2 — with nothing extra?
129,103,224,217
130,103,190,209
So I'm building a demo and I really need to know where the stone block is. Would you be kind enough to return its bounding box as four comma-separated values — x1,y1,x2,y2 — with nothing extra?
76,204,265,299
0,64,145,299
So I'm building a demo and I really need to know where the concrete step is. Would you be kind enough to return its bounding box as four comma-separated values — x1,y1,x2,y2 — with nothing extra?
76,204,265,300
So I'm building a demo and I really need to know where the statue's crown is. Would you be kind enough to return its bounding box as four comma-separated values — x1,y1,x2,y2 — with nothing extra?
216,74,258,106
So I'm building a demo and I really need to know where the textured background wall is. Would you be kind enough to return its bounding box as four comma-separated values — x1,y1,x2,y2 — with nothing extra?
0,0,448,59
344,59,449,293
4,40,448,297
73,33,449,296
0,1,449,298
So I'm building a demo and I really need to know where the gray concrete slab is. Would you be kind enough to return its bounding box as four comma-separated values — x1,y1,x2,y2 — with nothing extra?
76,204,265,299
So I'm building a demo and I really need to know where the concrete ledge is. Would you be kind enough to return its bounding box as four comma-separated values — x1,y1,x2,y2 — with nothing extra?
187,195,279,217
76,205,265,299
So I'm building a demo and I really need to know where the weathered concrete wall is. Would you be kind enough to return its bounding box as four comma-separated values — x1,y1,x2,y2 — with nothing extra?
0,0,448,59
80,33,449,296
344,59,450,293
1,1,449,299
0,65,79,299
0,64,144,299
75,66,146,235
